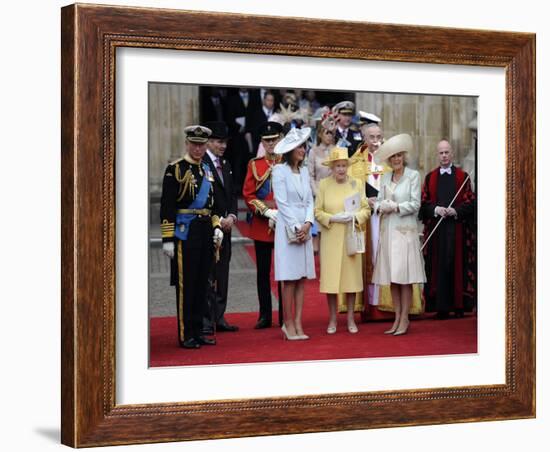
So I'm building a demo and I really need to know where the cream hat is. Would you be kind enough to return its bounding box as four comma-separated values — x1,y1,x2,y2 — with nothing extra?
274,127,311,155
322,147,351,166
374,133,413,165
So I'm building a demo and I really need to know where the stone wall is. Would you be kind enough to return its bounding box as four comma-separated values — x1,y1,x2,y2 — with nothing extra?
148,86,477,196
355,92,477,180
148,83,199,195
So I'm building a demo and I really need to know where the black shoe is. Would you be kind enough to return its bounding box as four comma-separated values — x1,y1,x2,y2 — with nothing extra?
435,311,450,320
201,327,215,336
254,318,272,329
181,338,201,349
196,335,216,345
217,321,239,332
454,310,465,318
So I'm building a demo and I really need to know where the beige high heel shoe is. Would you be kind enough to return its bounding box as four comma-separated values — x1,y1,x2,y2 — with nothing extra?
384,321,400,335
281,324,300,341
393,319,410,336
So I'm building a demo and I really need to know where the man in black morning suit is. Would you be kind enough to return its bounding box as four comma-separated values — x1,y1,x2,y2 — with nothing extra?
202,121,240,333
225,88,254,192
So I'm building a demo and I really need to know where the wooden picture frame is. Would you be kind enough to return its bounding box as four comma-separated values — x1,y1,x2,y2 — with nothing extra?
61,3,535,447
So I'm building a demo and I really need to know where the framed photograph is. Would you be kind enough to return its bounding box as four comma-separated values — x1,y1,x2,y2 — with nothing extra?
61,3,535,447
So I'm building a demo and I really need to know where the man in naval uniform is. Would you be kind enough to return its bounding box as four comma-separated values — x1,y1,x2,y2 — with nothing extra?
160,125,224,349
242,121,284,329
332,101,363,157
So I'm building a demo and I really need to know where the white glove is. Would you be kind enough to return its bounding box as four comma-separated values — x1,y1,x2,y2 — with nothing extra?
446,207,458,218
330,212,353,223
213,228,224,246
387,200,398,212
434,206,447,217
268,218,276,230
162,242,174,258
265,208,278,222
379,200,395,214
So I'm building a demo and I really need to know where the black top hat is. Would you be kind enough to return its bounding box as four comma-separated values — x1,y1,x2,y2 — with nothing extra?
203,121,229,140
260,121,283,139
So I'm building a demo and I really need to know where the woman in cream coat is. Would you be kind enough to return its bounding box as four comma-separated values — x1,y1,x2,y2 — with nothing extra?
372,134,426,336
272,127,316,340
314,147,370,334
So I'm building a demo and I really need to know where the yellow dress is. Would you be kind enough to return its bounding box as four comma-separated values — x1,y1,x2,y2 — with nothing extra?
314,177,370,294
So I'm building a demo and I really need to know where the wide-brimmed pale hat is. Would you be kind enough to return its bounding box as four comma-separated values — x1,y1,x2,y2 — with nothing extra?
374,133,413,165
274,127,311,154
322,146,352,166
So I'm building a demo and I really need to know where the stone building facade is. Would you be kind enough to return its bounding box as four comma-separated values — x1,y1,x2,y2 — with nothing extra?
148,84,477,205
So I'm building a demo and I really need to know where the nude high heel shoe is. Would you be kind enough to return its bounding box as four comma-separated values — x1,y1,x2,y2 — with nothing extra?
393,319,410,336
281,324,300,341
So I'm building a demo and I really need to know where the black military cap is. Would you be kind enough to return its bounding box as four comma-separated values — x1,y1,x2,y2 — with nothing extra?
184,125,212,143
203,121,229,140
260,121,283,140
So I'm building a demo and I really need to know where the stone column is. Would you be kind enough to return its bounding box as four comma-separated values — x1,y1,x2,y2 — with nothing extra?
355,92,477,180
149,83,199,195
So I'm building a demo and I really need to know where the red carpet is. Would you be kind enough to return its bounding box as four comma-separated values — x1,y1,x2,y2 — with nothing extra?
150,314,477,367
150,222,477,367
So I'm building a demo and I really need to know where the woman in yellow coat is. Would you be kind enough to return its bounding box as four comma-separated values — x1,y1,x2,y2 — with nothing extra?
314,147,371,334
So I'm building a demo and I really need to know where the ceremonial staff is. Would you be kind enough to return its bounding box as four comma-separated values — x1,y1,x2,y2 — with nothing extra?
420,174,471,252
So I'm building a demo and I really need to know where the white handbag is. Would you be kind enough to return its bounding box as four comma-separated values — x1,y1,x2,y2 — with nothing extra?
346,218,365,255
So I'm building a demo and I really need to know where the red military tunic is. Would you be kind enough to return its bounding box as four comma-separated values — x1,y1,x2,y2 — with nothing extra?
242,154,281,242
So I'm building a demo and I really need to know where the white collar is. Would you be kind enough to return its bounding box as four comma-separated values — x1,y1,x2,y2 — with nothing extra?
440,163,453,174
206,149,218,163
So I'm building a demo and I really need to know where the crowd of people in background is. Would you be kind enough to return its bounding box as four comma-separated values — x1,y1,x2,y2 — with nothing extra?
160,87,477,348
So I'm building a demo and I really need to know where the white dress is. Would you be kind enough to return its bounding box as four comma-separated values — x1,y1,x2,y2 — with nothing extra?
272,163,316,281
372,167,426,285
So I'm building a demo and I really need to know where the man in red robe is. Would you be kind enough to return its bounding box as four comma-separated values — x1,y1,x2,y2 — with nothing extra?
420,139,476,319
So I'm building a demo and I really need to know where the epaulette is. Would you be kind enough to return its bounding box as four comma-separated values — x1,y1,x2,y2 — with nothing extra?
169,157,184,166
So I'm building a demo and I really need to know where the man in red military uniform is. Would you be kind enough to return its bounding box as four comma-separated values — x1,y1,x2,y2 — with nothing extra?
419,139,476,319
242,121,283,329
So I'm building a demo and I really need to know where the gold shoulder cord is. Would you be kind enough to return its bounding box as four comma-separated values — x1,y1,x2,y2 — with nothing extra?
252,160,272,191
175,164,196,201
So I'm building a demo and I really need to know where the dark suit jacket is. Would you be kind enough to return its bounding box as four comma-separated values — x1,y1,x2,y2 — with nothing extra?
203,152,238,219
335,128,363,157
247,106,272,153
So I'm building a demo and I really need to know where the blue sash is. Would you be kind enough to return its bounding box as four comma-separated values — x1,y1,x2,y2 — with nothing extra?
174,163,212,241
246,177,271,224
256,177,271,200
